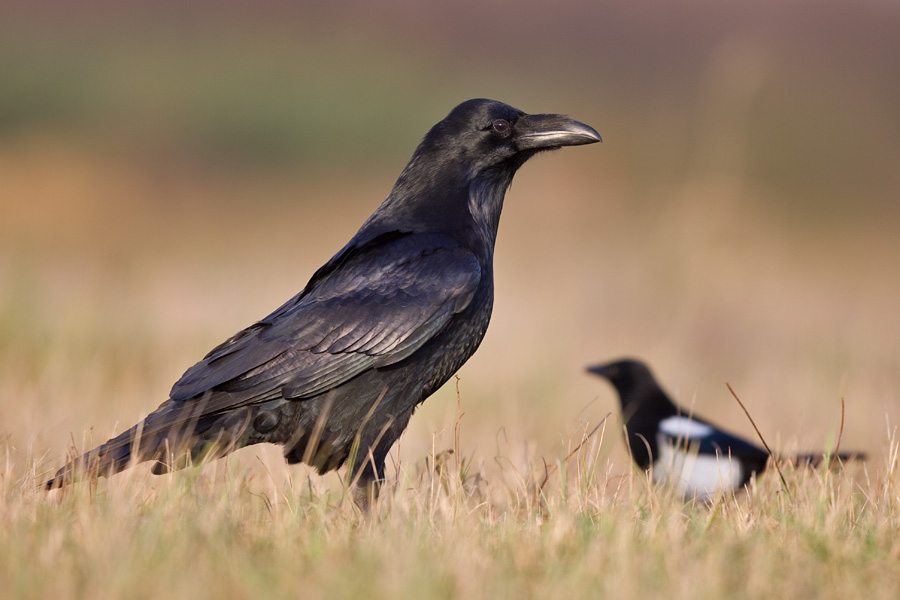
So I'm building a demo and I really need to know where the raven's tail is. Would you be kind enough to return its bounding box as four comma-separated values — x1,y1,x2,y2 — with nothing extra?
44,424,151,489
44,400,252,489
787,450,867,468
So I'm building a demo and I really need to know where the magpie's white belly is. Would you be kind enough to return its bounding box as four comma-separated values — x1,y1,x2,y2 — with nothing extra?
653,435,745,500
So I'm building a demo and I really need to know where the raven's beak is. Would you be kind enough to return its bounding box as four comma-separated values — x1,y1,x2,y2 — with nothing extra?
515,113,602,151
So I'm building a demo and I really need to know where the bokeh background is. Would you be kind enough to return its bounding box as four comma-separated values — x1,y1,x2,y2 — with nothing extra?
2,0,899,482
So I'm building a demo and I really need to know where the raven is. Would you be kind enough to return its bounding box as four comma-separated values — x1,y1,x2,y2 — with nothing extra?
587,358,866,499
46,99,601,492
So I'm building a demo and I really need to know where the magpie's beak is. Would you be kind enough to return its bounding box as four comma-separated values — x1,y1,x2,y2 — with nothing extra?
515,113,602,151
586,364,612,379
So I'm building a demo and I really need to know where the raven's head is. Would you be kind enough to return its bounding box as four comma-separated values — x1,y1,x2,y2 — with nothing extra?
423,98,601,175
356,99,600,249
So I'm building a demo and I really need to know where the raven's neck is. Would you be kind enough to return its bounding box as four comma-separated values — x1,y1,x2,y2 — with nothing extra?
359,155,469,235
464,171,513,260
468,174,510,243
358,158,515,263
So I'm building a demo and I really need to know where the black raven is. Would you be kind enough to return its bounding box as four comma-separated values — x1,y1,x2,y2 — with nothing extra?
587,358,866,499
46,99,601,492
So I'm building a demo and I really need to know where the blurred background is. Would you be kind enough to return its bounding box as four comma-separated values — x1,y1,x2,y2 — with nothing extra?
1,0,898,482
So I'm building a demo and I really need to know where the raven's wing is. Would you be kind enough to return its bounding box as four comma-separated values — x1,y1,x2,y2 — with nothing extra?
657,415,770,461
169,232,481,414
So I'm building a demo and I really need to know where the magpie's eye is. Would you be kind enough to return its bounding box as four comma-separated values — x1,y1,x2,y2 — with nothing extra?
491,119,510,135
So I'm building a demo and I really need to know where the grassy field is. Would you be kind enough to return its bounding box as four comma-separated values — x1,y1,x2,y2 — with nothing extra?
2,141,899,599
2,2,900,598
2,430,898,600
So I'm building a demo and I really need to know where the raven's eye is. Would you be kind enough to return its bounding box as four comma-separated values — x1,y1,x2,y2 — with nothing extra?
491,119,510,135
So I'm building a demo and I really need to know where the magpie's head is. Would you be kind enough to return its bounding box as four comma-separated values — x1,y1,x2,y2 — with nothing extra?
586,359,658,405
420,98,602,177
588,358,671,469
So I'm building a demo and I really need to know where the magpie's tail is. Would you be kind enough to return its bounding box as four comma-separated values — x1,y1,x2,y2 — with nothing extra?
787,450,867,468
44,400,250,490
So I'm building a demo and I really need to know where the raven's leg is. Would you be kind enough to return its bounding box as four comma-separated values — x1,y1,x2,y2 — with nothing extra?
348,437,391,509
348,408,414,508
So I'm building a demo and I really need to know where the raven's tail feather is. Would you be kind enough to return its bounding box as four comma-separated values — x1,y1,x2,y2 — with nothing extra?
788,451,867,468
44,400,252,489
44,425,152,489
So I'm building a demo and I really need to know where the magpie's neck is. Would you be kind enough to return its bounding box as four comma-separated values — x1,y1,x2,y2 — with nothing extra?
621,386,679,426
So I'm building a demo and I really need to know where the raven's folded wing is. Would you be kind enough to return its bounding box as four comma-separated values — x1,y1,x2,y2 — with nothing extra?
169,232,481,413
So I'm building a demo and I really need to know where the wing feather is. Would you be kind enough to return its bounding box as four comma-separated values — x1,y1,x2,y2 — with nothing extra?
169,232,481,412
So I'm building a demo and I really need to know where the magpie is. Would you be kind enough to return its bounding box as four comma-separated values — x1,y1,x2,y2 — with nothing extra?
587,358,865,499
45,99,601,492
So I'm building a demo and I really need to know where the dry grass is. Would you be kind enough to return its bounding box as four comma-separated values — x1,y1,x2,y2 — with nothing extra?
2,414,899,599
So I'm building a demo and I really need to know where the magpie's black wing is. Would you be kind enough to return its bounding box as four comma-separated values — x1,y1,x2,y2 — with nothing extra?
168,231,481,414
656,415,770,462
